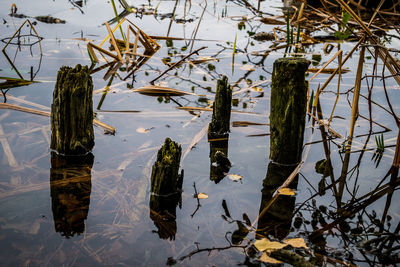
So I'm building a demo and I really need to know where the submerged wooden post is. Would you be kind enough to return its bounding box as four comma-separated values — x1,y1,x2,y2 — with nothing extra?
50,64,94,155
208,76,232,139
150,138,183,240
270,57,310,164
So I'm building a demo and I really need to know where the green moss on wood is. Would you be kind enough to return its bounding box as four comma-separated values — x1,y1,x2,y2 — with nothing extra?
151,138,183,196
50,64,94,155
208,76,232,139
270,57,310,164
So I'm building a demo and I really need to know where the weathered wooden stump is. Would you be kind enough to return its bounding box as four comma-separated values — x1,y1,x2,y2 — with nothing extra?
270,57,310,164
257,57,309,239
51,64,94,155
50,153,93,237
149,138,183,240
208,76,232,139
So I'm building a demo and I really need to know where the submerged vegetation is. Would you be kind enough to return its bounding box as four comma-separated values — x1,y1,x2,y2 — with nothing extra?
1,0,400,266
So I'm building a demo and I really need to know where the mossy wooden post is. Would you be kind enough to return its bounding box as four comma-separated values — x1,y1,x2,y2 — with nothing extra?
270,57,310,164
208,76,232,139
257,57,309,239
51,64,94,155
150,138,183,240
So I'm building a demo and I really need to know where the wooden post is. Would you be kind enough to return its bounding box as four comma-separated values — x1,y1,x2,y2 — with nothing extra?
50,64,94,155
208,76,232,139
270,57,310,164
50,153,93,237
257,57,309,239
149,138,183,240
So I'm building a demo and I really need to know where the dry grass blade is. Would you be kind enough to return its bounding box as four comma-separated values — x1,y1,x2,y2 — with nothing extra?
0,103,115,134
308,67,349,74
232,121,269,127
0,123,18,167
133,85,196,96
309,50,342,82
105,22,124,62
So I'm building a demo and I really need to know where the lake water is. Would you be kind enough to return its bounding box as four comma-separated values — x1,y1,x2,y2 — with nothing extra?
1,0,400,266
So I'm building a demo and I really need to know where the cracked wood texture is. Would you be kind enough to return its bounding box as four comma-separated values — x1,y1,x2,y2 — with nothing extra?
270,57,310,165
50,64,94,155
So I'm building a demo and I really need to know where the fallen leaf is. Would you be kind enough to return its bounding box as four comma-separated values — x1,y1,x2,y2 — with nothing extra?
283,237,309,249
254,238,287,252
251,87,263,92
133,85,195,96
259,252,282,264
240,64,255,71
195,193,209,199
277,187,295,196
136,127,149,133
227,174,242,182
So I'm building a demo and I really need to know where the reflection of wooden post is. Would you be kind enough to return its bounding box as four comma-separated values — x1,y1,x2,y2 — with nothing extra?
50,64,94,155
270,58,309,164
208,76,232,139
258,162,297,239
150,138,183,240
209,139,230,183
50,153,93,238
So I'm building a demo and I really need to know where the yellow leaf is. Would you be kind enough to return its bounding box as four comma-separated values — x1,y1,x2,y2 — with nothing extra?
259,252,282,264
252,87,263,92
254,238,287,252
283,238,309,249
195,193,208,199
227,174,242,181
277,187,295,196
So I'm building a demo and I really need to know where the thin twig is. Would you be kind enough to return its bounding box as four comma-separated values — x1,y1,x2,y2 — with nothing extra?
149,46,207,85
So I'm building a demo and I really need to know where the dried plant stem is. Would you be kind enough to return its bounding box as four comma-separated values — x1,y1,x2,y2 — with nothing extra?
328,46,342,125
338,45,366,200
0,123,18,167
149,46,207,85
309,49,342,82
105,22,123,62
0,103,115,134
336,0,400,86
313,37,364,108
